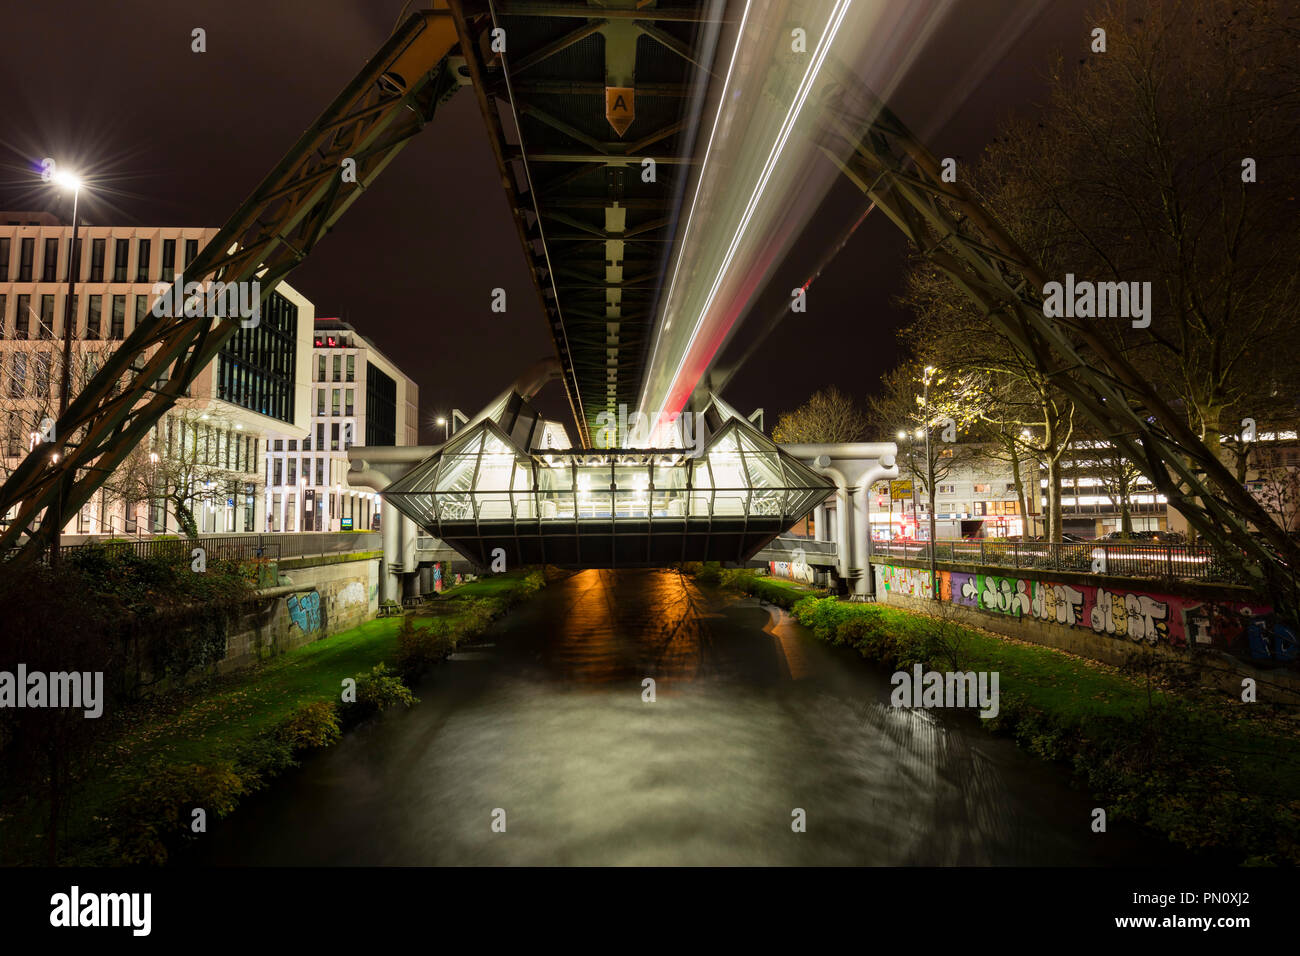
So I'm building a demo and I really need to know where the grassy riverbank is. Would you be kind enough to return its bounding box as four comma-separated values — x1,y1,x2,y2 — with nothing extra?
694,565,1300,865
1,569,546,866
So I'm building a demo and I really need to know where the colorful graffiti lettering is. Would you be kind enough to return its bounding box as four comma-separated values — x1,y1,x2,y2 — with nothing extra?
287,590,321,633
880,564,934,600
1090,587,1170,645
875,564,1261,654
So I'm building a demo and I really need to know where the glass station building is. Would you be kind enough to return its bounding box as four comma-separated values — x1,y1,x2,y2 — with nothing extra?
383,390,832,567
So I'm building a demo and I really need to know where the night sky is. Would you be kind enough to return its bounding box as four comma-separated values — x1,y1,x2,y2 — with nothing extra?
0,0,1095,443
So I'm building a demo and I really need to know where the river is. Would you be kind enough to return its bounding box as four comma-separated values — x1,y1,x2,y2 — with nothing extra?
195,568,1179,865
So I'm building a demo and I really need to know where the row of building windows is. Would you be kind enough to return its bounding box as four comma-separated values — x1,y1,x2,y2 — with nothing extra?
163,418,261,475
269,455,344,488
0,291,147,340
315,352,356,383
0,235,202,285
316,387,355,417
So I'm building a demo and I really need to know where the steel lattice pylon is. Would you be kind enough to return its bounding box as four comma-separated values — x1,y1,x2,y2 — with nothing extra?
0,9,462,564
812,79,1300,610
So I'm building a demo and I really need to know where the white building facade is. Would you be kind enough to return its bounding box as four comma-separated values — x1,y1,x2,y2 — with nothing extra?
263,318,419,533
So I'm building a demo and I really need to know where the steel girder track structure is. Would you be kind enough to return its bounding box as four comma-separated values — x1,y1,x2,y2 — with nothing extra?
812,80,1300,608
447,0,729,446
0,9,463,564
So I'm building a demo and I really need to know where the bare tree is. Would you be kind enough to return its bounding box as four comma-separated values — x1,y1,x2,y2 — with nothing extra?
772,386,868,443
896,0,1298,542
1252,468,1300,535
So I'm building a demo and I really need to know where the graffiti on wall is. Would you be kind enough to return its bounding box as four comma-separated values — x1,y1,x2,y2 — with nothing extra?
287,590,322,633
770,556,816,585
337,581,367,609
879,564,934,601
877,564,1271,655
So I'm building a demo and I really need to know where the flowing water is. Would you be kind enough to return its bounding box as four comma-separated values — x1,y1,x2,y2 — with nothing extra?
196,569,1180,865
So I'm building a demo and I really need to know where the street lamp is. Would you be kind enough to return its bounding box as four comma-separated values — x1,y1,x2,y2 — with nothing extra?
436,416,448,443
922,365,938,601
48,168,83,564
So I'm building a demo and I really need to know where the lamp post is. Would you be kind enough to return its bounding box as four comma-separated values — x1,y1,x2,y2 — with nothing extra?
298,476,307,533
148,452,159,534
48,169,82,565
436,416,448,444
922,366,938,601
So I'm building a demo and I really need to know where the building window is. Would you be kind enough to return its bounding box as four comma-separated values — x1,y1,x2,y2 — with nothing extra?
316,457,324,485
110,296,125,339
133,295,147,333
136,239,151,283
317,422,325,450
38,295,54,339
331,423,339,451
973,483,991,494
0,237,9,280
332,355,341,381
287,458,297,486
18,238,34,281
113,238,129,282
215,290,298,423
42,238,58,281
316,388,325,416
937,483,956,494
14,295,29,339
331,388,339,416
344,389,354,416
86,295,101,339
34,352,51,397
184,238,199,268
273,458,282,486
346,354,355,382
365,363,397,445
89,238,105,281
9,353,26,397
316,354,325,382
0,294,6,338
161,238,176,279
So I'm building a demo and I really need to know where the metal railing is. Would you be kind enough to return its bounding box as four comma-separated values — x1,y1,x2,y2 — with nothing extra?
2,531,381,566
869,539,1237,583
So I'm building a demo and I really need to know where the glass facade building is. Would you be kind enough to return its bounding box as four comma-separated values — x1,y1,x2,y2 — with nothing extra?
383,394,832,567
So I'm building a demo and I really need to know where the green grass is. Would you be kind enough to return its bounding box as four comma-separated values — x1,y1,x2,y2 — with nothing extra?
881,606,1162,720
